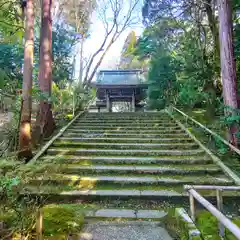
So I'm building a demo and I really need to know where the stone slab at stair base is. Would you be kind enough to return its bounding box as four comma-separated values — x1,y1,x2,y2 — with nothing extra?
175,208,202,240
80,221,173,240
85,209,168,219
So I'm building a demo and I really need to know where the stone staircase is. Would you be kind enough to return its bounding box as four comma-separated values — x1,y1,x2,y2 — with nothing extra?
26,111,237,238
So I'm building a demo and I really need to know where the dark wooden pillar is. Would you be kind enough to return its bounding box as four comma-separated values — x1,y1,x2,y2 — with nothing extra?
106,90,112,112
132,91,136,112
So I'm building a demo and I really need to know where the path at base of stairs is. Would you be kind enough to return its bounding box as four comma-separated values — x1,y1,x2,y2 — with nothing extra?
80,221,173,240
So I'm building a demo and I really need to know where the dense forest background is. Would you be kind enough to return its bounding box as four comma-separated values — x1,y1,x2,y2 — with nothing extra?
120,0,240,116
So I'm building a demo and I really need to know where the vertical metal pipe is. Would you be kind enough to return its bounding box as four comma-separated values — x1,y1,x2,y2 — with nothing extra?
216,189,225,237
190,193,196,222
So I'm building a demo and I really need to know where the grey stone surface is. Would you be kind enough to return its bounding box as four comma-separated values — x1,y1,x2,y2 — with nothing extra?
140,190,182,197
81,221,173,240
48,148,205,156
136,210,167,219
94,209,136,218
60,190,141,196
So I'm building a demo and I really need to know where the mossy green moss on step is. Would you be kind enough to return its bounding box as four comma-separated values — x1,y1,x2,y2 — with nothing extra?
52,141,199,150
47,148,206,157
43,204,86,238
40,155,212,165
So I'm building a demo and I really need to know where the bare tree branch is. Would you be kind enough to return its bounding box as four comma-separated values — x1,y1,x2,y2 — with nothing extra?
83,0,141,86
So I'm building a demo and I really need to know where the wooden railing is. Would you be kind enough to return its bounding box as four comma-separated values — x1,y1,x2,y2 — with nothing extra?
184,185,240,239
170,106,240,155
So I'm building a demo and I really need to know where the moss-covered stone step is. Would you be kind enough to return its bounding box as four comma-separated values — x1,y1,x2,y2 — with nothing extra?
41,155,213,165
59,164,221,175
82,112,167,117
57,137,194,144
65,129,185,134
31,173,232,187
73,122,178,127
75,120,177,125
22,186,240,204
82,114,169,119
52,142,199,150
62,132,189,138
23,187,184,201
81,117,171,121
85,209,167,219
69,126,181,131
47,148,206,157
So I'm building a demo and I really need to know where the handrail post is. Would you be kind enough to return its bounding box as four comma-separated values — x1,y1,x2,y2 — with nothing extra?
36,208,43,240
189,192,196,222
216,189,225,237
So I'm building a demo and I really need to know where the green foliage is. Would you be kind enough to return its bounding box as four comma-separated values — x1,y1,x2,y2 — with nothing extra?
0,1,23,41
134,15,218,111
0,43,23,94
52,23,78,86
148,47,177,109
196,211,240,240
0,174,44,238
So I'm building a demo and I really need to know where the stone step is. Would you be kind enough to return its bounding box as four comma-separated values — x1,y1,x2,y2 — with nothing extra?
23,184,239,202
69,125,182,130
60,164,221,175
73,122,178,126
24,188,184,201
81,221,173,240
52,142,199,150
32,173,231,186
42,155,213,165
75,120,177,125
62,132,189,138
65,129,185,134
82,116,170,120
47,148,206,157
83,113,167,117
57,137,194,144
85,209,167,219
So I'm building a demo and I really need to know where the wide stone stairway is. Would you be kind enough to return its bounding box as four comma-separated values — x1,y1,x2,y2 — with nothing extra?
27,111,236,239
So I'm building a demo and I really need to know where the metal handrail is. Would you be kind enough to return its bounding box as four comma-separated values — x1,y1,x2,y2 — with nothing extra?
171,106,240,155
184,185,240,239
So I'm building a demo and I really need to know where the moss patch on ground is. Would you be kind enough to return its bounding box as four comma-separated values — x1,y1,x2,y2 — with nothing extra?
43,204,86,238
196,210,240,240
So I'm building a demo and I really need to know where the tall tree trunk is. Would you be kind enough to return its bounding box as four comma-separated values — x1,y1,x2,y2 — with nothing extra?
218,0,239,146
18,0,34,160
37,0,55,140
78,37,84,85
205,0,220,71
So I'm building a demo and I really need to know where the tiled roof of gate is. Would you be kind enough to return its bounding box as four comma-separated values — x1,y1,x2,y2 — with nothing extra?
95,70,146,86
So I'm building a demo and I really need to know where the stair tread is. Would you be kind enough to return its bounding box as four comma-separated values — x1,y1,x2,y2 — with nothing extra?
37,174,231,184
53,142,197,148
85,209,167,219
63,164,220,172
66,129,184,133
58,137,193,142
47,149,205,157
42,155,212,164
63,133,189,137
27,188,183,197
70,126,181,129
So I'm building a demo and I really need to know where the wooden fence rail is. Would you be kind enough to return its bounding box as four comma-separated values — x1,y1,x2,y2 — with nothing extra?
171,106,240,156
184,185,240,239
